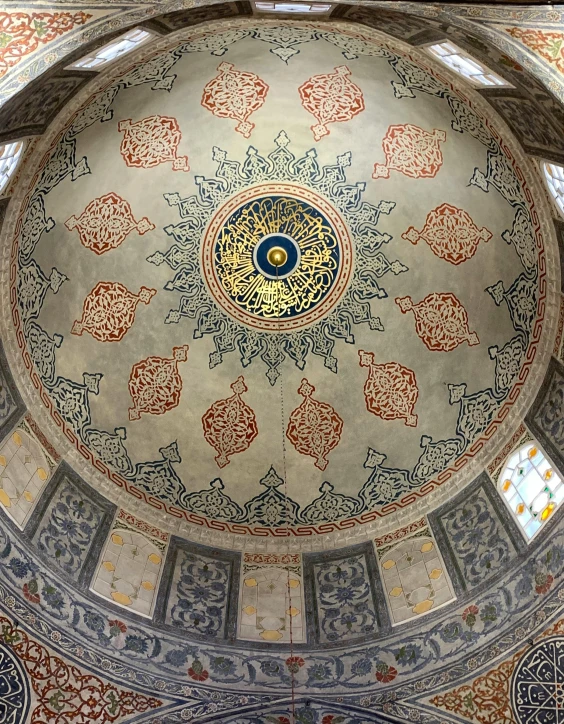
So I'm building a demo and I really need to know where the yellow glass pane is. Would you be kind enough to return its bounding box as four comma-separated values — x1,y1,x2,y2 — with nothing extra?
37,467,48,481
0,489,11,507
420,542,434,553
390,586,403,597
111,533,124,545
502,479,511,492
383,559,396,570
541,503,556,521
528,447,538,459
260,630,283,641
516,502,525,515
148,553,161,565
245,578,258,587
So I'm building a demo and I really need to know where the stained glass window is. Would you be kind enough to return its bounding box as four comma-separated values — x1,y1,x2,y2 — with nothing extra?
499,441,563,540
65,28,155,70
543,162,564,218
0,141,24,194
425,41,511,88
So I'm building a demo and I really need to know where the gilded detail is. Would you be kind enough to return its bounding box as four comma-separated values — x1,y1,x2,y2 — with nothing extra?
213,195,340,321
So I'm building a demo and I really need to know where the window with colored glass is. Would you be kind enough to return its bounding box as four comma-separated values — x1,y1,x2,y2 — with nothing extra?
499,441,563,540
425,41,511,88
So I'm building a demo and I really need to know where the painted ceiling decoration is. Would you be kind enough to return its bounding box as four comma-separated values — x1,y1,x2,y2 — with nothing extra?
0,2,563,724
2,20,558,542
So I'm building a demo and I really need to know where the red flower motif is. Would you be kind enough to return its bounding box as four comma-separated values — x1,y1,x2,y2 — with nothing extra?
188,660,209,682
286,656,305,674
22,581,40,605
108,619,127,634
375,663,398,683
278,718,291,724
322,717,335,724
462,605,479,627
535,573,554,595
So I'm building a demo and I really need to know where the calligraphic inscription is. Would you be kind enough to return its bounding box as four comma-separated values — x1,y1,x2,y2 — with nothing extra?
202,184,353,331
512,636,564,724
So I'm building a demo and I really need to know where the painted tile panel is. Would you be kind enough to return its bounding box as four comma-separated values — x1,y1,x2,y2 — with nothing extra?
31,472,107,581
432,475,521,592
166,547,231,638
313,553,378,643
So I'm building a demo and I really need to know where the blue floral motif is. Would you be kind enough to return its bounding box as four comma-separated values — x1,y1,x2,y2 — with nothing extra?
32,478,104,579
168,551,230,638
438,484,518,590
314,554,377,643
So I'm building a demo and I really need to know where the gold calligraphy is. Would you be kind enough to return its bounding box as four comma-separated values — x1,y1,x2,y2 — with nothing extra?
214,197,339,319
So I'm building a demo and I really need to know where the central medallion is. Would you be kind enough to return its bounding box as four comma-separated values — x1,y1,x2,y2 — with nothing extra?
256,234,298,279
202,184,353,331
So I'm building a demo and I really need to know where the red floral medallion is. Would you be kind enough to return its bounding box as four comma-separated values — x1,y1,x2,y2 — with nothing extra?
118,115,189,171
373,124,446,179
128,345,189,421
402,203,492,265
202,376,258,468
298,65,365,141
396,293,479,351
72,282,156,342
201,62,269,138
359,350,418,427
286,379,343,471
65,192,155,255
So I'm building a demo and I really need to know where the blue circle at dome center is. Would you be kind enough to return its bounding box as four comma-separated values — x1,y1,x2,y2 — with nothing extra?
253,233,301,280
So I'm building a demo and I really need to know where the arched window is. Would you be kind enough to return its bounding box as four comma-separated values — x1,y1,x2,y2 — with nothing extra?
499,441,563,539
543,162,564,218
0,141,24,195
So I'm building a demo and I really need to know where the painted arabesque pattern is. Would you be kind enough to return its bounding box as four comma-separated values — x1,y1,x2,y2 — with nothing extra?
7,24,545,537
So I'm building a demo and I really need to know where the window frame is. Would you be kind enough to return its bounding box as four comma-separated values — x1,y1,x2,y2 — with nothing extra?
541,160,564,220
252,1,333,14
423,40,512,89
0,139,26,197
64,27,158,72
498,439,563,542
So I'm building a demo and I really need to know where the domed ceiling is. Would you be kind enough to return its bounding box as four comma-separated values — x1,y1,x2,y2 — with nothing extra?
2,18,558,543
2,8,564,724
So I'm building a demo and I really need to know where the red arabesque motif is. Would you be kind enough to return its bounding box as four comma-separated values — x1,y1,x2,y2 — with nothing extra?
359,350,418,427
286,379,343,471
202,376,258,468
72,282,156,342
402,203,492,265
118,115,189,171
506,27,564,74
201,62,269,138
128,345,189,421
0,616,161,724
65,192,155,255
396,293,479,351
0,11,91,79
298,65,365,141
373,124,446,179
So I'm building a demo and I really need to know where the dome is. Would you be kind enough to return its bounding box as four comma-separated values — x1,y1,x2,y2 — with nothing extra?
0,4,563,723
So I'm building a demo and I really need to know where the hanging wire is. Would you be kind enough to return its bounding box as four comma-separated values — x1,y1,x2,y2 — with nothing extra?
275,263,297,724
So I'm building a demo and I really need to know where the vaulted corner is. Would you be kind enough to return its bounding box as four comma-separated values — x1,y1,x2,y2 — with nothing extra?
0,2,563,723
